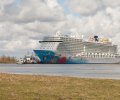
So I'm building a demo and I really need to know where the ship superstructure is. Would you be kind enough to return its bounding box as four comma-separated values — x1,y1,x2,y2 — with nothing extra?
34,32,120,64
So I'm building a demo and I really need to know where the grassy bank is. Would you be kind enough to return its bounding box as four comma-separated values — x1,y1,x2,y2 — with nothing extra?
0,74,120,100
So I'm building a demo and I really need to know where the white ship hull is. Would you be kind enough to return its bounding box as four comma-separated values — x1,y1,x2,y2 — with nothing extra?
71,57,120,64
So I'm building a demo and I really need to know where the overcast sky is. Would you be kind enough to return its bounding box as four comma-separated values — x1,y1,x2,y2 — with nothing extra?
0,0,120,56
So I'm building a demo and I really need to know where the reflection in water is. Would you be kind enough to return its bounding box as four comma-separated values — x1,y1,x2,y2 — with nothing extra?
0,64,120,79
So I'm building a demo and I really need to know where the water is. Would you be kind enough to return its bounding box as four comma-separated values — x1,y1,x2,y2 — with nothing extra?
0,64,120,79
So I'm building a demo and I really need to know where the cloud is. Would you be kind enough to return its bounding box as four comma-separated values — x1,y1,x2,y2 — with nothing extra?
0,0,120,56
66,0,102,15
0,0,14,6
103,0,120,7
62,1,120,38
0,0,65,23
0,0,66,56
66,0,120,15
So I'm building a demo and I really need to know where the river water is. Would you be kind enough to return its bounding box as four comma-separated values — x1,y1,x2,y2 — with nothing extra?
0,64,120,79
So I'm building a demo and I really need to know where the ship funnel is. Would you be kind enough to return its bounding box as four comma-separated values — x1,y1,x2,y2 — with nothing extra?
94,35,99,42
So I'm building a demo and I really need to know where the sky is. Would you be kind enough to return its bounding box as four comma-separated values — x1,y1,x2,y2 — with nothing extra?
0,0,120,57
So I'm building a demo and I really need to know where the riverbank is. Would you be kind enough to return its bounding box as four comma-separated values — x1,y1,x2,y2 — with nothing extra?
0,73,120,100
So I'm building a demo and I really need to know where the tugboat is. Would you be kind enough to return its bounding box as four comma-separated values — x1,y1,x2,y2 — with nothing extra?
16,53,40,64
23,54,40,64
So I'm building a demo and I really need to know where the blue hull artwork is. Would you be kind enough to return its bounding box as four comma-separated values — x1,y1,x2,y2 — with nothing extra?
34,50,88,64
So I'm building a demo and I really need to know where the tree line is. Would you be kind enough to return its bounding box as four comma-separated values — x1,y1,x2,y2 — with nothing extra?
0,56,16,63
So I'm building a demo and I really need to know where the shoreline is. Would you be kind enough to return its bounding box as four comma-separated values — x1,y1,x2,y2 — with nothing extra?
0,73,120,100
1,72,120,80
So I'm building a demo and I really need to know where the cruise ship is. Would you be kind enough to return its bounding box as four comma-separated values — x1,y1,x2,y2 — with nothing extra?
34,32,120,64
